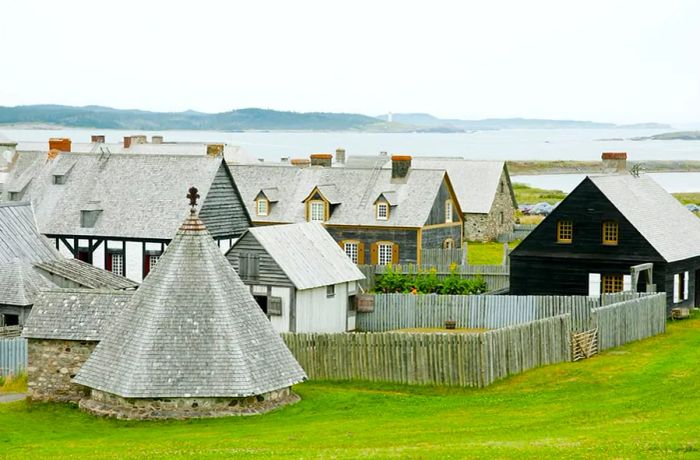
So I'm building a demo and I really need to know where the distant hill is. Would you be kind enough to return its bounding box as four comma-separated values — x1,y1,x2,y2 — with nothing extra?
631,131,700,141
379,113,671,130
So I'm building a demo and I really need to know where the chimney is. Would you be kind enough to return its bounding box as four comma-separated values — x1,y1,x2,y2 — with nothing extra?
48,138,71,152
601,152,627,174
280,157,290,164
207,143,224,157
123,136,132,148
291,158,311,168
310,153,332,167
131,135,147,145
335,148,346,164
151,135,163,144
91,135,105,143
391,155,412,179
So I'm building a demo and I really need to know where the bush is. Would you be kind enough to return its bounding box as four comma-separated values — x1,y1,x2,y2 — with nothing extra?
373,266,487,295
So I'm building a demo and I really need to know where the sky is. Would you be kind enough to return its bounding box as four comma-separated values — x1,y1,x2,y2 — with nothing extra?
2,0,699,124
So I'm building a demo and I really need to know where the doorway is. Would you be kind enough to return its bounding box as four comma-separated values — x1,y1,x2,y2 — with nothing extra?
253,295,268,315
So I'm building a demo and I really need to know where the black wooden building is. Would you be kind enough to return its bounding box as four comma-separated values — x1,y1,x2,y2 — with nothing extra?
510,173,700,311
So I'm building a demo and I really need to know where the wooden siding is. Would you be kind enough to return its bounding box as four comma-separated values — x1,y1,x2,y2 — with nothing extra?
225,232,294,287
199,162,252,238
326,227,419,265
426,181,459,225
422,225,462,250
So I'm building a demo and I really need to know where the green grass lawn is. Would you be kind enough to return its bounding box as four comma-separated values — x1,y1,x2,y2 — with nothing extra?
467,241,519,265
4,317,700,458
513,182,567,205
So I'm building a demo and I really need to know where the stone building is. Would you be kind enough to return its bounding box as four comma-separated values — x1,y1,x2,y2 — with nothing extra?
72,192,306,419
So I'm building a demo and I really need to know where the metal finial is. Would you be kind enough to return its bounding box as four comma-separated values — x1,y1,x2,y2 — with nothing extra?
187,186,200,211
630,164,643,178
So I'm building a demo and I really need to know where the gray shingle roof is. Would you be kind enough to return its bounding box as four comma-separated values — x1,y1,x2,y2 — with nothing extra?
235,223,366,290
230,164,447,227
22,289,134,341
589,174,700,262
3,153,233,239
0,202,60,264
33,258,138,290
74,209,306,398
0,259,56,306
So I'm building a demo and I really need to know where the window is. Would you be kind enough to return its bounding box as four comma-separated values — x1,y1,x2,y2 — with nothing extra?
378,243,393,265
309,201,326,222
602,220,619,245
238,253,260,279
500,211,504,225
602,274,624,294
8,192,22,201
344,241,359,263
500,181,504,193
445,200,453,223
80,210,102,228
143,252,162,277
53,175,67,185
149,254,160,269
557,220,573,243
107,252,124,276
443,238,455,249
256,198,269,216
376,202,389,220
326,284,336,298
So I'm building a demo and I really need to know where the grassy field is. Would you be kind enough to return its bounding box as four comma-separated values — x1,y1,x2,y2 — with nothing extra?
512,182,567,205
467,240,519,265
2,316,700,458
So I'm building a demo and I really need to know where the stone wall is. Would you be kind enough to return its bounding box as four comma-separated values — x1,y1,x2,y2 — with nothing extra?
463,170,516,242
80,387,299,420
27,339,96,403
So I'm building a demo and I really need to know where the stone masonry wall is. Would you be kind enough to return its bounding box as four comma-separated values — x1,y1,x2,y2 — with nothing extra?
27,339,96,403
80,387,299,420
463,170,516,242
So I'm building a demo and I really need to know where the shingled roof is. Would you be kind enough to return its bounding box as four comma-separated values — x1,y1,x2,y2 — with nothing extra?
589,174,700,262
33,258,138,290
0,202,59,264
74,204,306,398
22,289,134,341
0,259,55,307
230,164,449,227
3,153,249,239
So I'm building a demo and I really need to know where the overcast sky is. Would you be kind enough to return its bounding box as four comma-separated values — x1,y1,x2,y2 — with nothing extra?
2,0,699,124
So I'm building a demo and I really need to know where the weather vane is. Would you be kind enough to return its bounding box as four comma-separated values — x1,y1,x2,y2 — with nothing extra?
630,163,643,178
187,186,200,212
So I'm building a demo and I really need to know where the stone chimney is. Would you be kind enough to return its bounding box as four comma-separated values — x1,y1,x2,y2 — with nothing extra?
131,135,147,145
335,148,346,164
91,135,105,143
602,152,627,174
391,155,412,179
151,135,163,144
310,153,332,167
206,143,224,157
48,138,72,152
291,158,311,168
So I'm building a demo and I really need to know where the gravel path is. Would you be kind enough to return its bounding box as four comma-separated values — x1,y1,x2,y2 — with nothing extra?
0,393,26,403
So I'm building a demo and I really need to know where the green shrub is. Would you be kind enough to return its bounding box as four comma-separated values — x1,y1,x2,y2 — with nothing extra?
373,266,487,295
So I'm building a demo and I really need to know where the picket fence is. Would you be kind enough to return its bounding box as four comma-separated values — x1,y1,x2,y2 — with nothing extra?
283,314,571,388
0,337,27,376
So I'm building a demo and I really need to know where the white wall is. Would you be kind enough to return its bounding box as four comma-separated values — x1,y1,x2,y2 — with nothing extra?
270,286,293,333
57,238,72,258
295,282,348,333
93,242,105,269
125,241,142,282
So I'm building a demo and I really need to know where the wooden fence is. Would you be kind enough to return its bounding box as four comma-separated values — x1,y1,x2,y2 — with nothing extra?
593,293,666,351
0,337,27,376
283,314,571,388
0,326,22,338
497,223,538,243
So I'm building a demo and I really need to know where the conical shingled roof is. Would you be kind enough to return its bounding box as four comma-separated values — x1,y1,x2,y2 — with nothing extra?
73,207,306,398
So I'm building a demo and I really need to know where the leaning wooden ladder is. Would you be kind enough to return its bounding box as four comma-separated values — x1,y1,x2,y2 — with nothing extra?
572,329,598,361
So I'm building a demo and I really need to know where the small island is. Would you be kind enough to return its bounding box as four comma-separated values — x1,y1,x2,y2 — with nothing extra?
631,131,700,141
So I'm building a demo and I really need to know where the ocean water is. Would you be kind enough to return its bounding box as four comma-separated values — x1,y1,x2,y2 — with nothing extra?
2,127,700,162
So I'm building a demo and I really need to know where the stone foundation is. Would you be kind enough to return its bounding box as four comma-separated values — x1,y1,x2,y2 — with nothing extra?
27,339,96,403
79,387,299,420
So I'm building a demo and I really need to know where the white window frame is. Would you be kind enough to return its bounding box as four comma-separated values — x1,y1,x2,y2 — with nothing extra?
376,202,389,221
256,198,269,216
684,271,690,300
588,273,601,297
309,200,326,222
149,254,160,269
445,200,453,223
378,242,393,266
326,284,336,298
110,252,124,276
344,241,359,264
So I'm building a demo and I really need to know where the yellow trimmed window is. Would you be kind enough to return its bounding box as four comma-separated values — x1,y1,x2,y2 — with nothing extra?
309,200,326,222
256,198,269,216
602,220,619,245
557,220,573,243
443,238,455,249
602,274,623,294
376,202,389,221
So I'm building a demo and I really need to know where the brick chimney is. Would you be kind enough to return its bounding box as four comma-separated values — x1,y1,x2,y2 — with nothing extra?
48,138,72,152
123,136,132,149
602,152,627,174
207,143,224,157
291,158,311,168
151,135,163,144
310,153,332,167
391,155,412,179
335,148,346,164
91,135,105,143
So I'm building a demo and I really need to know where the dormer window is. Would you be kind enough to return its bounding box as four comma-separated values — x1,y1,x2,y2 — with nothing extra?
80,210,102,228
445,200,453,223
256,198,269,216
309,200,326,222
376,202,389,221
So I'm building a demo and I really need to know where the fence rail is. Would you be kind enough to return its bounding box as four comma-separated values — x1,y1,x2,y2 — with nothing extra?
0,326,22,338
0,337,27,376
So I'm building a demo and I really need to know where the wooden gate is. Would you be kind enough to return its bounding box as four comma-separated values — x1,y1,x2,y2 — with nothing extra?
571,329,598,361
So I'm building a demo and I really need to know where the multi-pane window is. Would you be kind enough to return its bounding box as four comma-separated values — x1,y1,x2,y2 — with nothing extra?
602,220,619,245
445,200,453,223
602,274,624,294
326,284,335,297
309,201,325,222
378,243,393,265
344,242,359,263
149,254,160,268
256,199,268,216
443,238,455,249
376,203,389,220
557,220,573,243
110,253,124,276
